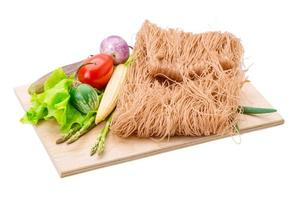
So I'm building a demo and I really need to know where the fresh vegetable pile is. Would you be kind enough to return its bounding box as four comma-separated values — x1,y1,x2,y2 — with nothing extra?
21,35,131,155
21,68,98,144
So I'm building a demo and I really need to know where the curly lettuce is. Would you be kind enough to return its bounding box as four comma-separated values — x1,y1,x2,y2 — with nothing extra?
21,68,92,135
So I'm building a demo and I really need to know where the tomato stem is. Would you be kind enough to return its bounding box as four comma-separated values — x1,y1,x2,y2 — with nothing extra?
75,62,96,81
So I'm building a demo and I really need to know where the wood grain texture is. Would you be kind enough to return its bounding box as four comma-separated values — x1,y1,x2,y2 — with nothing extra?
15,82,284,177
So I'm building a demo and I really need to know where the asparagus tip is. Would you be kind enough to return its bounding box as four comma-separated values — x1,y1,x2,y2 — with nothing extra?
98,150,104,156
90,149,96,156
56,137,66,144
98,145,105,156
66,138,76,144
90,144,98,156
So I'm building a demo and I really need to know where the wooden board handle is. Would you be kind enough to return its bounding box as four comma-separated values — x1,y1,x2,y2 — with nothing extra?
28,60,83,94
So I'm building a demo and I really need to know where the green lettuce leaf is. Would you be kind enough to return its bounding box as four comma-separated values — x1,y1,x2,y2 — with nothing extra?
44,68,67,91
21,68,92,135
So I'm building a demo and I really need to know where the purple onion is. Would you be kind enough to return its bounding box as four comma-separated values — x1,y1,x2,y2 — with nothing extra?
100,35,129,64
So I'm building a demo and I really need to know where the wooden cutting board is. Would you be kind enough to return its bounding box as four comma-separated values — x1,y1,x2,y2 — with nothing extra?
15,82,284,177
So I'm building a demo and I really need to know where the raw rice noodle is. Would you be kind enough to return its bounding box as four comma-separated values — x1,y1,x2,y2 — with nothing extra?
111,20,245,139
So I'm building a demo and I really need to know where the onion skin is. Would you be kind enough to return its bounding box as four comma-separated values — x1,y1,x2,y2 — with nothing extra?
100,35,129,64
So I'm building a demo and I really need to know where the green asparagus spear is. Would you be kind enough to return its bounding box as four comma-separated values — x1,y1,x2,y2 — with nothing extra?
90,125,106,156
97,117,112,155
90,115,113,156
67,115,96,144
56,124,81,144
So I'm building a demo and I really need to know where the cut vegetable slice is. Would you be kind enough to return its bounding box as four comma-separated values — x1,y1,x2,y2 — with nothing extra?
239,106,277,115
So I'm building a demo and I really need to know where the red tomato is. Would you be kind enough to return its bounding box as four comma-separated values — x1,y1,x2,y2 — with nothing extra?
77,54,114,89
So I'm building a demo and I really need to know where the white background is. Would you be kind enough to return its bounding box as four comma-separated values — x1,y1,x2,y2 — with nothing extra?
0,0,299,199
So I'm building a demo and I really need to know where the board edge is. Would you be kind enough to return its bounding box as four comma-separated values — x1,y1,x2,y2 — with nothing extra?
61,117,284,177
